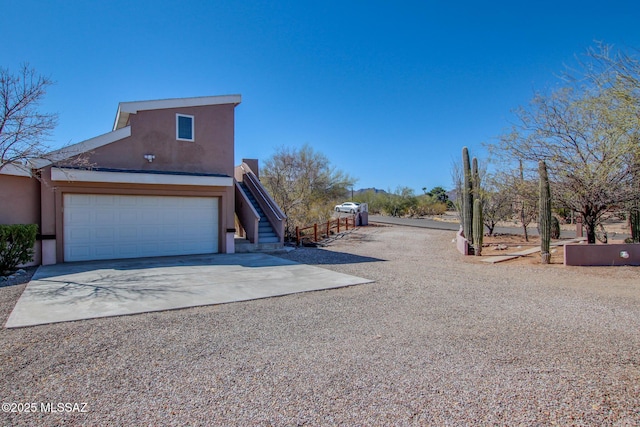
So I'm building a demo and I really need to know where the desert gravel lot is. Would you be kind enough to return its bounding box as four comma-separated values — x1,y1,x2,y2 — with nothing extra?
1,224,639,426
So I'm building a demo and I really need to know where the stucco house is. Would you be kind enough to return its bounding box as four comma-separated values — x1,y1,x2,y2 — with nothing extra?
0,95,285,265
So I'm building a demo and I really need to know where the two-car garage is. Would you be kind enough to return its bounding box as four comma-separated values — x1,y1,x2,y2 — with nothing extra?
63,194,219,262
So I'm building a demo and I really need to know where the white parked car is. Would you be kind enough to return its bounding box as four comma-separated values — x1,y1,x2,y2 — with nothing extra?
334,202,361,213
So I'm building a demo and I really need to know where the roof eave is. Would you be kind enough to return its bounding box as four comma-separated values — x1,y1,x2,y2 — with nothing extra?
113,94,242,131
31,126,132,169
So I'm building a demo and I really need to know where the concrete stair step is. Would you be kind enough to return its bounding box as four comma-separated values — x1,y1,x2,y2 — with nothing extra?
239,182,280,245
234,238,284,253
259,236,280,243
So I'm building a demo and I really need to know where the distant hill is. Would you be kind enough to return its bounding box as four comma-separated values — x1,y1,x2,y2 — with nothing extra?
354,188,388,195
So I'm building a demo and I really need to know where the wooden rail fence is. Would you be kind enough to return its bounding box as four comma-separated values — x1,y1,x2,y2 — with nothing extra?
295,215,357,246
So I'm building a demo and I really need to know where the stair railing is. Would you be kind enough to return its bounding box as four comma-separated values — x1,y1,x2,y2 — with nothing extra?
240,165,286,243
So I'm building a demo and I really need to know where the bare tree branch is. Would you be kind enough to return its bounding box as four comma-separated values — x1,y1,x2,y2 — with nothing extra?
489,45,640,243
0,64,57,173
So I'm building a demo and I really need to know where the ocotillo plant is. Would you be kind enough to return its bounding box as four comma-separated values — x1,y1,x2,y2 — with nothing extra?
462,147,473,244
539,160,551,264
473,198,483,256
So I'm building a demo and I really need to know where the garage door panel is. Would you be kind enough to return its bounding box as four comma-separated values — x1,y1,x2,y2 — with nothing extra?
67,227,92,240
119,211,138,223
94,245,116,257
162,210,180,223
140,210,159,221
66,194,91,206
118,197,137,207
118,244,138,257
94,228,115,240
67,210,92,225
67,245,92,260
136,196,159,208
96,195,116,206
95,211,115,223
64,194,218,262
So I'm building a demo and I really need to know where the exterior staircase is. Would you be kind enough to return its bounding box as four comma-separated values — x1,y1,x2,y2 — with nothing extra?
238,182,279,244
234,160,286,253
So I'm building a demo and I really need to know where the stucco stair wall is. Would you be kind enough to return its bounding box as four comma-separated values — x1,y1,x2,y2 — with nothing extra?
238,182,280,244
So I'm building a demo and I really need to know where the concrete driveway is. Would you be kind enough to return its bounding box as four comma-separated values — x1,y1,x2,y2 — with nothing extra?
5,253,373,328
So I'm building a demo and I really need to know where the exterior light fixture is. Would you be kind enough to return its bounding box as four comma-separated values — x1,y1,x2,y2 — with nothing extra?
144,154,156,162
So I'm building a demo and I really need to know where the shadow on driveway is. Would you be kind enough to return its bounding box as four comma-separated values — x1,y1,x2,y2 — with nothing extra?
5,253,373,328
277,248,386,265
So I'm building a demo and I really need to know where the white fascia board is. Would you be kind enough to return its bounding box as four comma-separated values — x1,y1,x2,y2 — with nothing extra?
0,163,32,177
51,168,233,187
30,126,132,169
113,94,242,131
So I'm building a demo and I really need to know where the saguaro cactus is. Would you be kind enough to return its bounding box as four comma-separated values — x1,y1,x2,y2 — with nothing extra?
473,198,483,256
550,216,561,239
462,147,473,244
472,157,480,202
539,160,551,264
631,204,640,243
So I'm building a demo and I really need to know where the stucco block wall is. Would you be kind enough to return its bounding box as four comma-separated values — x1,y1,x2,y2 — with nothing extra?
68,104,235,176
564,243,640,266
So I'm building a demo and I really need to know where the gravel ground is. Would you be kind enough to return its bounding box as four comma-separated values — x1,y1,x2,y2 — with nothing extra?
0,267,37,289
1,225,639,426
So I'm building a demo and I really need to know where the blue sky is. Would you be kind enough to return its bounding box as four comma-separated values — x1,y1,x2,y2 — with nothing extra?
2,1,640,193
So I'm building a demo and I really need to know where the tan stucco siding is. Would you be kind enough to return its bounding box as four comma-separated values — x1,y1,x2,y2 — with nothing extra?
0,174,41,225
62,104,235,177
0,174,43,265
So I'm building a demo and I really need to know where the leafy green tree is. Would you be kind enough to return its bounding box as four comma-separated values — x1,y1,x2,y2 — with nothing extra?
425,186,449,204
378,187,415,217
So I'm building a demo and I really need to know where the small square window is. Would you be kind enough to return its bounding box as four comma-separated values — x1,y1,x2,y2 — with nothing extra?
176,114,194,141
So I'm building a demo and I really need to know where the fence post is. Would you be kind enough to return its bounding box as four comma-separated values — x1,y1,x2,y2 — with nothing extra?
326,221,330,238
337,217,340,233
314,223,318,242
346,216,349,230
296,226,300,246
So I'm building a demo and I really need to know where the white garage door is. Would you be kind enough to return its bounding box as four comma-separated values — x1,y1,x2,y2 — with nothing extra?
64,194,218,262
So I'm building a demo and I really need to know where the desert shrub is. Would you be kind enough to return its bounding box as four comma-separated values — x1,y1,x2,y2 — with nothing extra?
421,201,448,216
0,224,38,274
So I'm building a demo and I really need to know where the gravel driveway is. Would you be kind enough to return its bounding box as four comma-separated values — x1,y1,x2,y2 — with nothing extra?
1,225,638,425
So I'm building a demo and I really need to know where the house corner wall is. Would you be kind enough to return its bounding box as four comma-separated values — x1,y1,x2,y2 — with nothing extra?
0,173,43,265
39,168,58,264
242,159,259,179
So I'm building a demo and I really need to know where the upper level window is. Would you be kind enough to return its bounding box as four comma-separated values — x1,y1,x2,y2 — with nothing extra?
176,114,194,141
